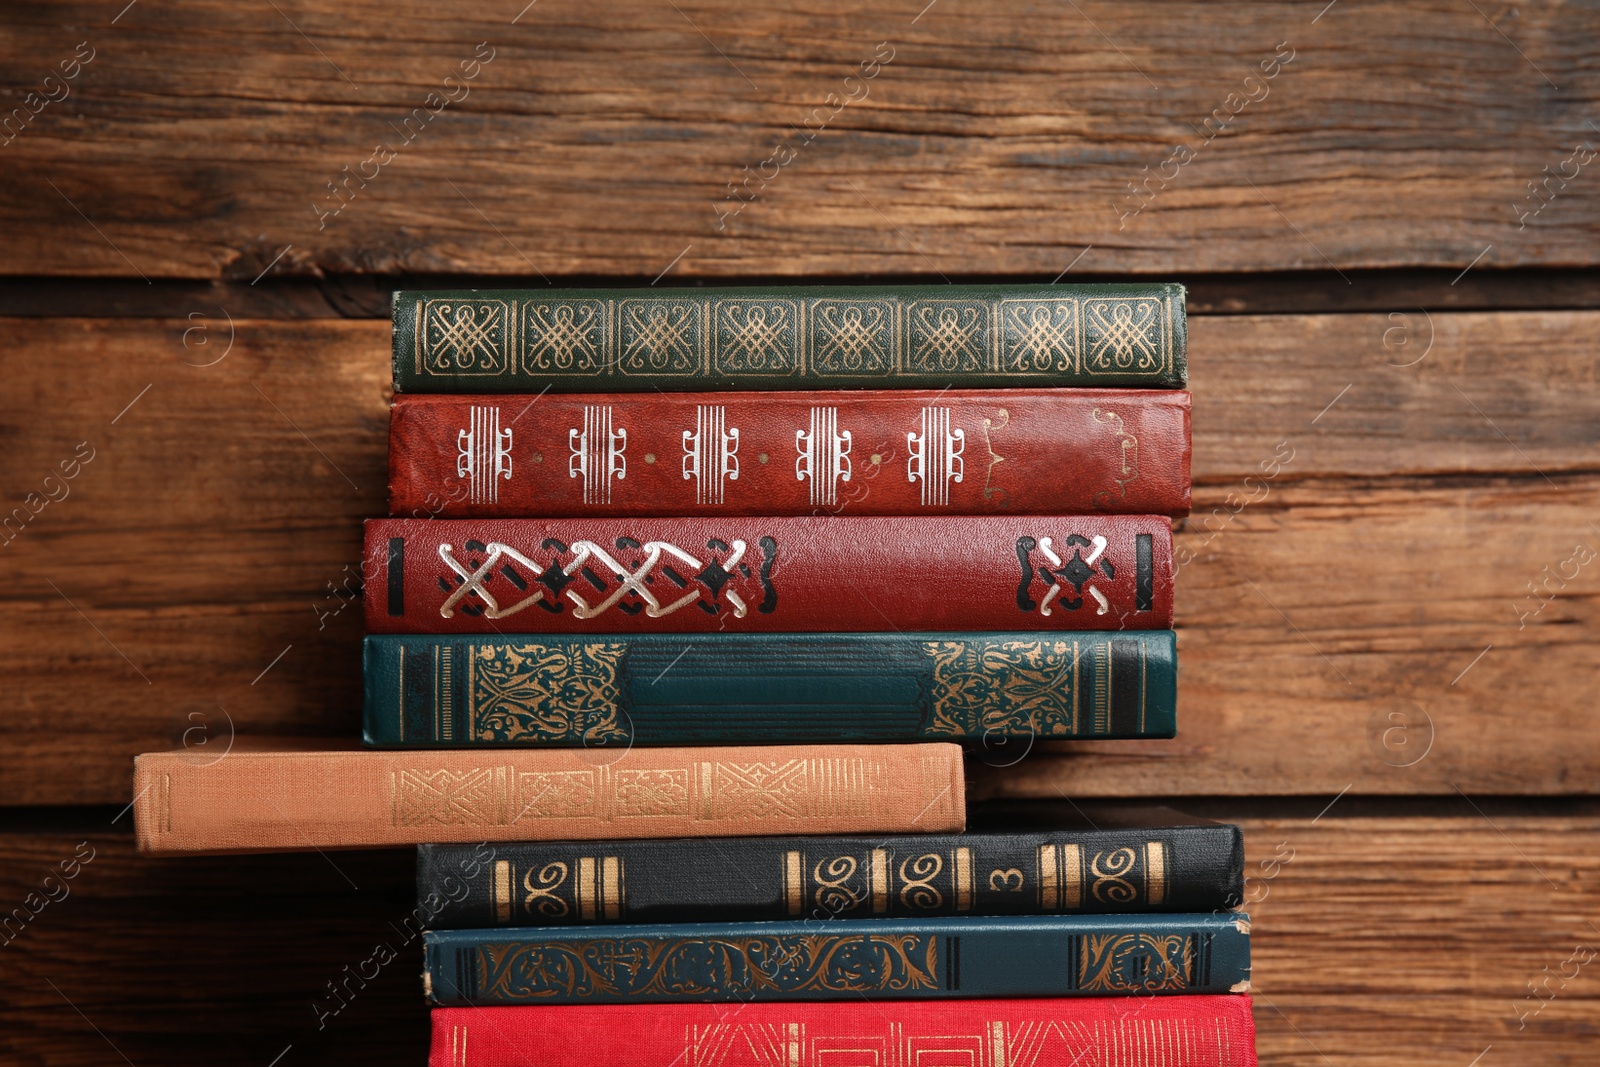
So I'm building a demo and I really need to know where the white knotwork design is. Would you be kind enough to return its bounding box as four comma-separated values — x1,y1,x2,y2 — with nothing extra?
906,406,965,507
1036,534,1109,617
437,540,749,620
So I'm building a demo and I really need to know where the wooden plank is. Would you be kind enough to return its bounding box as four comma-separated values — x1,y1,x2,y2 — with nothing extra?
2,2,1597,279
2,312,1597,804
1,815,1595,1065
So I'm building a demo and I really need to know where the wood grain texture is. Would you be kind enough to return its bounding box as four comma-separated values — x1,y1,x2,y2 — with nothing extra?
3,310,1597,804
1,1,1597,279
1,815,1595,1065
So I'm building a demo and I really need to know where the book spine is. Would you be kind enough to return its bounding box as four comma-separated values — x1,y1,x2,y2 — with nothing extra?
422,914,1251,1005
417,824,1245,928
392,284,1187,392
362,630,1178,747
131,742,964,855
366,515,1175,634
430,997,1259,1067
387,389,1191,518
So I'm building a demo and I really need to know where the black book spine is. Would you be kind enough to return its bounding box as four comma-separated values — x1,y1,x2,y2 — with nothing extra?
417,826,1243,929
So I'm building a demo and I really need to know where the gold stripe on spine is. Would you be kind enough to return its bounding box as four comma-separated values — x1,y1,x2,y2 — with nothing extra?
413,299,423,375
440,645,453,741
431,645,440,741
397,643,405,742
871,848,889,914
784,851,803,916
493,860,512,923
1146,841,1166,905
991,1020,1007,1067
577,856,597,921
698,761,714,820
954,847,973,911
786,1022,801,1067
1038,844,1058,910
602,856,621,920
161,772,172,833
1063,843,1082,909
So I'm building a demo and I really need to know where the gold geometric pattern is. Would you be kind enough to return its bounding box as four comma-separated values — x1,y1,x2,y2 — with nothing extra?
713,299,799,374
614,769,690,816
515,770,598,819
470,642,627,744
1083,297,1164,373
522,299,606,373
906,301,987,373
999,299,1077,372
420,298,511,376
619,299,701,374
394,768,500,826
809,299,895,375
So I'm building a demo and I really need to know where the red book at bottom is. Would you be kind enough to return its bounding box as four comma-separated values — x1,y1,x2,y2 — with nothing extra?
431,996,1257,1067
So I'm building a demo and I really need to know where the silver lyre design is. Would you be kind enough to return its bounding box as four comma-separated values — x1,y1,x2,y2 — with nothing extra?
906,406,965,506
437,540,750,620
569,405,627,504
795,406,852,507
456,405,514,505
681,405,740,506
1037,534,1110,617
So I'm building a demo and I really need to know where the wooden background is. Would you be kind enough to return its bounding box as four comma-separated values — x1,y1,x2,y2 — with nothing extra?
2,0,1597,1063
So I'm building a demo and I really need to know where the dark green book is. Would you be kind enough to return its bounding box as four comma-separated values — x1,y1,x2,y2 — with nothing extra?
423,913,1250,1004
392,284,1186,392
363,631,1177,747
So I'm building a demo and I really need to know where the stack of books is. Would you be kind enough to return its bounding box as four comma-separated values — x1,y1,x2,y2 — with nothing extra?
134,283,1255,1065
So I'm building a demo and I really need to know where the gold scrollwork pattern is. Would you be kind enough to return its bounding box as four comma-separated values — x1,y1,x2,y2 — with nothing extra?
1089,848,1139,905
476,932,940,1001
811,855,864,915
923,638,1079,737
1079,933,1193,993
897,853,945,910
522,861,572,919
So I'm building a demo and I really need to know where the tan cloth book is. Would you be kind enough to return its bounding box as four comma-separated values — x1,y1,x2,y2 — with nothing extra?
133,740,965,855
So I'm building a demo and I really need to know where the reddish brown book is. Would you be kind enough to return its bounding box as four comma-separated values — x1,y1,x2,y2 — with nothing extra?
388,388,1190,518
132,741,964,855
366,514,1173,633
429,997,1258,1066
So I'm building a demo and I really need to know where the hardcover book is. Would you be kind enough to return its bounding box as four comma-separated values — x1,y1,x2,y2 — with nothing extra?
362,631,1178,747
416,816,1243,927
366,515,1175,634
132,741,964,854
429,997,1259,1067
423,913,1251,1005
387,388,1191,517
392,284,1187,392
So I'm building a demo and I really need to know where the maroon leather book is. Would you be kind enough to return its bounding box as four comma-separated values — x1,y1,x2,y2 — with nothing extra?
388,388,1190,518
429,998,1258,1067
365,515,1173,633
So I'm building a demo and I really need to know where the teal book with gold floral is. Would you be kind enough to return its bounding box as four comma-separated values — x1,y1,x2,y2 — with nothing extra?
422,913,1250,1005
363,631,1178,747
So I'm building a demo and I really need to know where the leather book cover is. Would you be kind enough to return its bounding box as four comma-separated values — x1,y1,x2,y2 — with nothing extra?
131,741,964,855
391,283,1187,392
415,820,1244,927
429,996,1259,1067
422,913,1251,1005
366,515,1175,634
362,630,1178,747
387,388,1190,517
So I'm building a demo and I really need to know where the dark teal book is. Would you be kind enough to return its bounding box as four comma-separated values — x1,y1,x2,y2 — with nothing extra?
363,631,1177,747
422,913,1250,1005
416,809,1244,928
392,284,1187,392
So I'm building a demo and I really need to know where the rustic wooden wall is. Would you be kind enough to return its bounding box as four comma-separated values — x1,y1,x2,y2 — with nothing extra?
1,0,1596,1063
